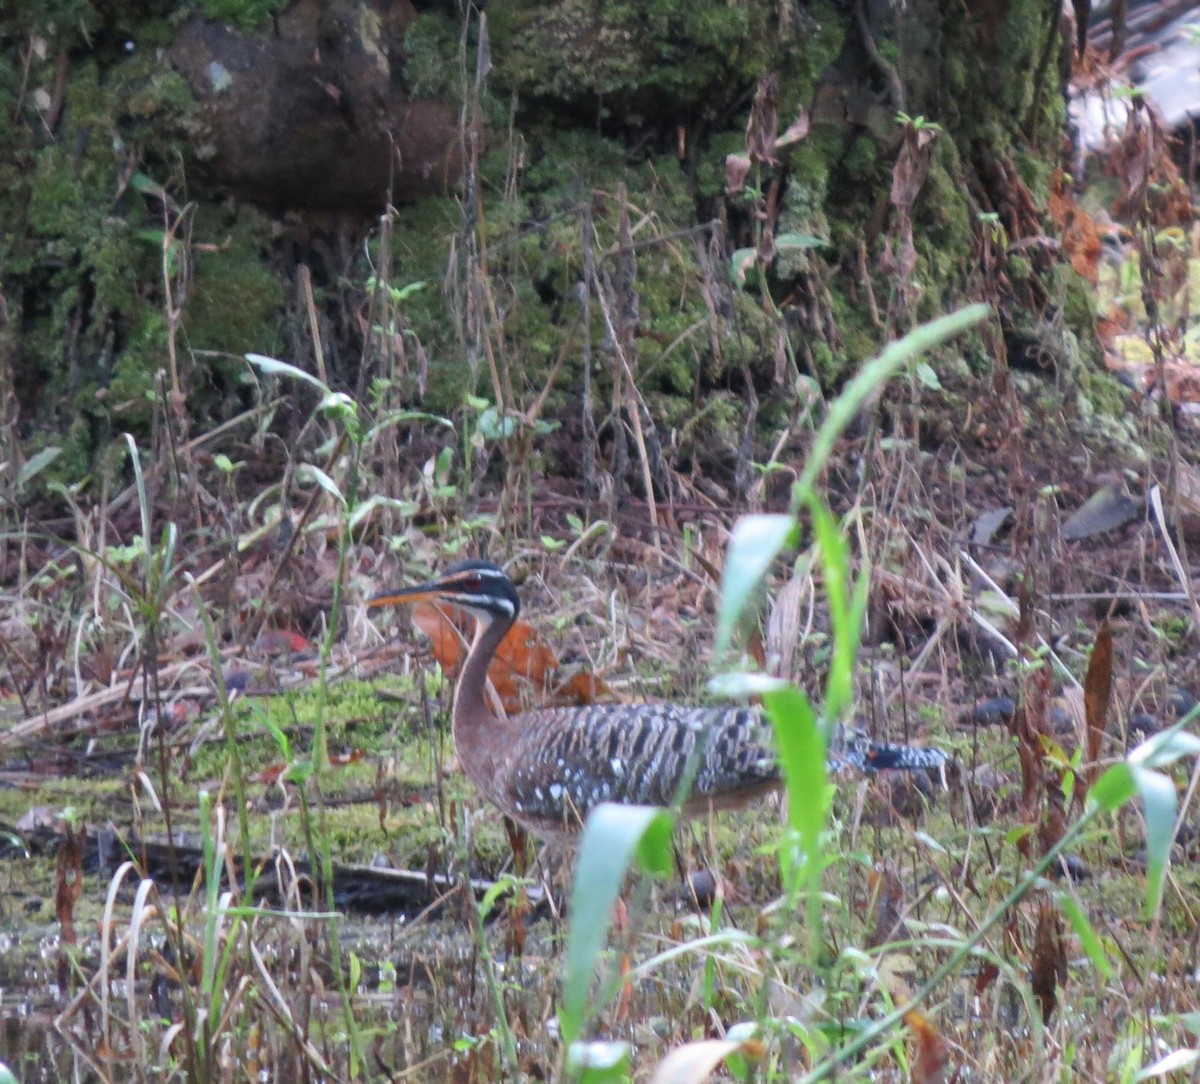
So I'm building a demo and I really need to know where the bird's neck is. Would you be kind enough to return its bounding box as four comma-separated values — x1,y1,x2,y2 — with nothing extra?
452,611,514,786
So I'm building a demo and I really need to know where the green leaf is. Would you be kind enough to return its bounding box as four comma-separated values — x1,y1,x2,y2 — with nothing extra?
284,759,314,785
348,494,420,530
478,406,518,441
1132,765,1177,920
566,1040,632,1083
297,464,345,505
129,171,166,196
763,685,827,844
715,514,798,656
1129,723,1200,769
915,361,941,389
18,446,60,487
763,686,828,909
729,248,757,286
561,803,676,1044
246,353,330,394
806,497,862,723
1087,762,1136,813
774,232,826,250
364,408,453,443
478,874,520,918
1056,891,1114,979
318,391,358,425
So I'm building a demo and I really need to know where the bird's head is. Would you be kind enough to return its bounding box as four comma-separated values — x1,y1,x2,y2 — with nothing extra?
369,559,520,624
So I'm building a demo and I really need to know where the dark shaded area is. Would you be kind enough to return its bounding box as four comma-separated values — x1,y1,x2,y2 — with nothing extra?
169,0,464,211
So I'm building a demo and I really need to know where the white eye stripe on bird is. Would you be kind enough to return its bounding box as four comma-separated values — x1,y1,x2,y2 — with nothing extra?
458,595,514,616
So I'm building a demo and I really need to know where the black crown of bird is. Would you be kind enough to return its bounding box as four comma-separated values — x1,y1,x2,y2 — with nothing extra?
369,559,949,838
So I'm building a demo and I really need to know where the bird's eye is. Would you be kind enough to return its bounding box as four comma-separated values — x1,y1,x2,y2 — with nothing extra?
464,573,482,589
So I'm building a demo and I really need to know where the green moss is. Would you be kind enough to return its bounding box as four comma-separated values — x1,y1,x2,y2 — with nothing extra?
201,0,287,30
842,135,880,181
402,12,462,100
487,0,798,126
1008,254,1033,282
186,213,285,359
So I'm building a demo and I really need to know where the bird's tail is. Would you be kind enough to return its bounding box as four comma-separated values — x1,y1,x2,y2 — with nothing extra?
827,727,951,774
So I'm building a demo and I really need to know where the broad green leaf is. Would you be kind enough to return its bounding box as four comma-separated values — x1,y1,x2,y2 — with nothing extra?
763,684,826,839
478,405,518,441
774,232,826,250
561,803,676,1044
1133,765,1177,920
566,1040,632,1083
915,361,941,389
715,514,798,656
1129,723,1200,769
763,684,828,920
1087,762,1136,812
18,446,60,487
246,353,330,394
635,809,675,876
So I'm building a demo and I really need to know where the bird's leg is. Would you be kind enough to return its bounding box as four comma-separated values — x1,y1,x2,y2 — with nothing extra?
503,815,529,876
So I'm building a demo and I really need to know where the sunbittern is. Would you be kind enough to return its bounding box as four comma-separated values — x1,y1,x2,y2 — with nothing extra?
370,559,949,837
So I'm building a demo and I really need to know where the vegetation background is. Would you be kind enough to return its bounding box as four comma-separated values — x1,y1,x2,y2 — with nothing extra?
0,0,1198,1081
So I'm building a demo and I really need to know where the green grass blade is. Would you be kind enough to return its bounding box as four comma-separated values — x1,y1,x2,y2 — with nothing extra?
715,514,798,656
792,303,990,507
122,434,151,575
561,803,675,1044
806,497,862,723
246,352,331,394
1056,891,1114,980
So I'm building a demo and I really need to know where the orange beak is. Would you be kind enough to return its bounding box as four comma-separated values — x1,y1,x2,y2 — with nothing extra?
368,585,440,609
368,570,473,610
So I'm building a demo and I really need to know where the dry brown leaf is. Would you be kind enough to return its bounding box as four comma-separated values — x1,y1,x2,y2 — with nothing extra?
745,74,780,166
904,1009,951,1084
56,826,83,945
1031,903,1068,1024
412,600,608,713
866,865,909,949
1082,622,1113,794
